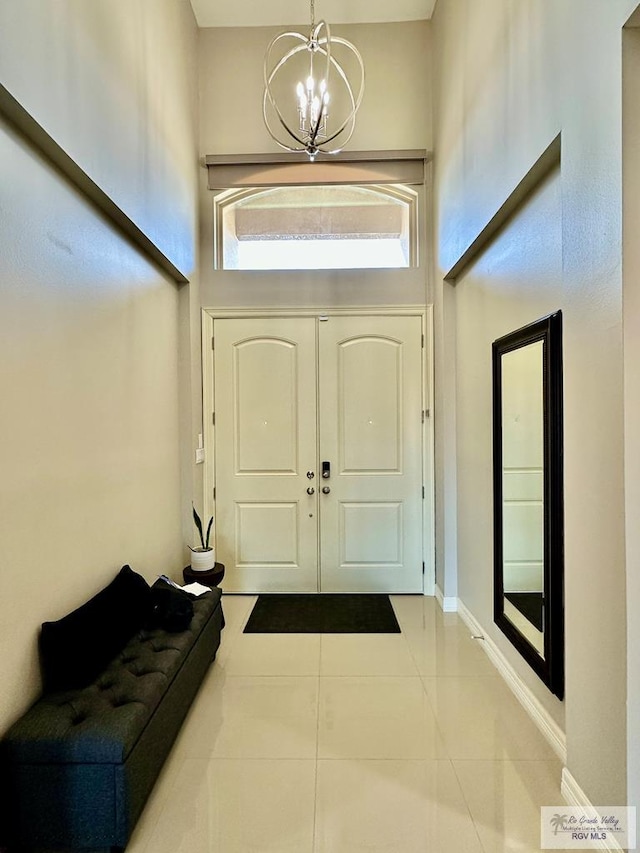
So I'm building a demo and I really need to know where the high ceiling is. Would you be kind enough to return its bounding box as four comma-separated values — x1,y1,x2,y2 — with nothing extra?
189,0,436,29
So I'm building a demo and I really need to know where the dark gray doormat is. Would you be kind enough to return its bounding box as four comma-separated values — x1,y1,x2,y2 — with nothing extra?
243,594,401,633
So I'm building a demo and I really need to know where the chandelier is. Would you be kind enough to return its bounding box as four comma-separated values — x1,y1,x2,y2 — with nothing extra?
263,0,365,160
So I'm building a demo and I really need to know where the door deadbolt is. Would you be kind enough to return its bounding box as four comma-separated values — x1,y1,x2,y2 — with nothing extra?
322,461,331,478
322,486,331,494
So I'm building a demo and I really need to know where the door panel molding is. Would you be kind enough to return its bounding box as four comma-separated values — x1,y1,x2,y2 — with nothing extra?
340,501,404,566
235,501,300,567
233,336,300,474
337,335,404,475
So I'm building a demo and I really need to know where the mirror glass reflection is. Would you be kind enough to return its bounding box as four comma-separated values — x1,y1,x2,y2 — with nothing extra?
500,341,544,656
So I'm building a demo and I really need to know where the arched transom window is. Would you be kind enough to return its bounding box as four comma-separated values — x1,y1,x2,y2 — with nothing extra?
214,184,418,270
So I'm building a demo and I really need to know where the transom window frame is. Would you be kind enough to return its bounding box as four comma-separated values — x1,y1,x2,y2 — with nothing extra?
212,182,420,271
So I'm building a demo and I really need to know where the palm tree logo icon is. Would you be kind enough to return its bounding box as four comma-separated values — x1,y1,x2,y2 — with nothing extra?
550,814,569,835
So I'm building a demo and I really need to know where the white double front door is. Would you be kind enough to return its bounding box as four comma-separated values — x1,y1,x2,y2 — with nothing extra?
212,314,425,593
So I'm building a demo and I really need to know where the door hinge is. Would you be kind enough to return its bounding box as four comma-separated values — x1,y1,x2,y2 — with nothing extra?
422,486,425,499
213,487,216,500
211,337,215,350
421,334,424,348
212,412,215,426
422,409,430,421
422,561,425,574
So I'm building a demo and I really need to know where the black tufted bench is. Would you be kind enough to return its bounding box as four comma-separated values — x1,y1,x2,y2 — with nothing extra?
1,570,224,852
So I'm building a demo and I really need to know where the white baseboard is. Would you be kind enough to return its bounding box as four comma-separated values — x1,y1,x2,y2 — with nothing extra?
434,584,458,612
456,598,567,764
561,767,590,807
561,768,626,852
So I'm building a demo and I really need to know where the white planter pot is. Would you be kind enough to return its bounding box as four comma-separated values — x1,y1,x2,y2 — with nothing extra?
190,547,216,572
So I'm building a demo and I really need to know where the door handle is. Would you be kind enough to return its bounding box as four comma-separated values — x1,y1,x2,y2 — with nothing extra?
307,487,315,495
307,471,315,479
322,486,331,494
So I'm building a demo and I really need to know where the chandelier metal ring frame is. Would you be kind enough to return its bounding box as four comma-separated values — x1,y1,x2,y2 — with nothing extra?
263,19,365,159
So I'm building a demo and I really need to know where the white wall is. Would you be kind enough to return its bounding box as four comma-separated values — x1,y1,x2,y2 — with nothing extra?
455,165,564,729
0,0,197,275
433,0,637,806
197,22,432,310
0,0,199,732
199,22,431,157
623,14,640,817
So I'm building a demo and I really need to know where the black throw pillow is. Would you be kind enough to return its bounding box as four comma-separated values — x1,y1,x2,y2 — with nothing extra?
39,565,151,693
148,582,194,633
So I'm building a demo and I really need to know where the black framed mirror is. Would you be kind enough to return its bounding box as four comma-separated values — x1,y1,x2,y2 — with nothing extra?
492,311,564,698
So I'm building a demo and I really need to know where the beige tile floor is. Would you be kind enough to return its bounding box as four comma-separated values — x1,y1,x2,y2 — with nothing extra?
126,594,563,853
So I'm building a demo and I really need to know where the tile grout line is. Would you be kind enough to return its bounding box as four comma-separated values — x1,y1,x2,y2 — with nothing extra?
448,758,491,853
312,636,323,852
392,599,428,678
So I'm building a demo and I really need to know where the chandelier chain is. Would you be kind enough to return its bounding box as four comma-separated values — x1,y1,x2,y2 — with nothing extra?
310,0,315,29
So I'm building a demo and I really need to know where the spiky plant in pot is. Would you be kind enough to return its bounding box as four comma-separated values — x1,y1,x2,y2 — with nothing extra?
190,505,215,571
